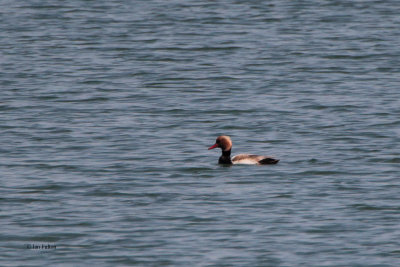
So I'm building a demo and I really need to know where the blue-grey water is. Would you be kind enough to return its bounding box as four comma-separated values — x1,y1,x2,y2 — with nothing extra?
1,1,400,266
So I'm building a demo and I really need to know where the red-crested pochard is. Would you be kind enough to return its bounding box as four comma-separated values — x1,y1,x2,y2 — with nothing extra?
208,135,279,165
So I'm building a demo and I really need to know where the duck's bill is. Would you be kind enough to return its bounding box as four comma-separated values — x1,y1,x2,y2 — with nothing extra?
208,144,218,150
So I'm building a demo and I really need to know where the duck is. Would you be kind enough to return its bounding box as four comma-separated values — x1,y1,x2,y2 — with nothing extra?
208,135,279,165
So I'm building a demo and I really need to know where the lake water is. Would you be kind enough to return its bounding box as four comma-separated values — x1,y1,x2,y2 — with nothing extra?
1,0,400,266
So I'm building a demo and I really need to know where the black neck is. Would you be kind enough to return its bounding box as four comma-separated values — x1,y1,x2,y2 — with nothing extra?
222,149,231,157
219,149,232,164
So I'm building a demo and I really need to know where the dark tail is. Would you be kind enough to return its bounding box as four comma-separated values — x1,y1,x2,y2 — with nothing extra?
259,158,279,165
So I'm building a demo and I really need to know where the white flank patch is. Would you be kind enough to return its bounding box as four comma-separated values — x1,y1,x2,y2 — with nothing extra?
232,158,258,165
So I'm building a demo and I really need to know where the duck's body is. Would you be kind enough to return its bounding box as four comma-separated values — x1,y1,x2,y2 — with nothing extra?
208,136,279,165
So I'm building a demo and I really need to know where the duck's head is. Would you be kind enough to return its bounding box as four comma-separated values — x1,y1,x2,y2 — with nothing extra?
208,135,232,151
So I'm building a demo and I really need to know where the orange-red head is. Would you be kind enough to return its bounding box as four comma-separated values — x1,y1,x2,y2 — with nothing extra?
208,136,233,151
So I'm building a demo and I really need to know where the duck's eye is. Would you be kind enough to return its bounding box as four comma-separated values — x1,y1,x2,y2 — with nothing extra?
216,139,220,144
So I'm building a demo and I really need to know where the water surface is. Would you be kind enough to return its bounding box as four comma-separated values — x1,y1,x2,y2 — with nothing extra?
1,0,400,266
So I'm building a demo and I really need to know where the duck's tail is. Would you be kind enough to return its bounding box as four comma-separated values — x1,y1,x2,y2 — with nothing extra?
259,158,279,165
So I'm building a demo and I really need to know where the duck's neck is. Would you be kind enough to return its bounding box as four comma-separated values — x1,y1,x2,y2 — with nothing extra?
219,149,232,164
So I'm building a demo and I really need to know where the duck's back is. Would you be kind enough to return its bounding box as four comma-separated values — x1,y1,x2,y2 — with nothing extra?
232,154,279,165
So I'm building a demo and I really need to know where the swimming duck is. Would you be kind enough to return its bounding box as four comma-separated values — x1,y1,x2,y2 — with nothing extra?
208,135,279,165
